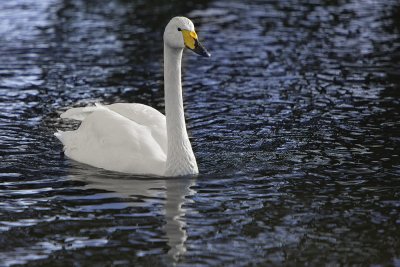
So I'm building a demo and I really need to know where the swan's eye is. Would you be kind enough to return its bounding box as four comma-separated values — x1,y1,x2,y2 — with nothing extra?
177,27,181,31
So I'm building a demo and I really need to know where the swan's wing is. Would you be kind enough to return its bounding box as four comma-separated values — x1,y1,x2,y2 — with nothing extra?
56,108,166,175
60,103,167,153
107,103,167,153
107,103,165,129
60,103,106,121
60,103,165,126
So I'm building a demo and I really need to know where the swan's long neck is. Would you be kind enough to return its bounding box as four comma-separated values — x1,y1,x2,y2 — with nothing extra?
164,44,198,176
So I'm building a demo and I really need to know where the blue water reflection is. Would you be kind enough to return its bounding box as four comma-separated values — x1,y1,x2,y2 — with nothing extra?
0,0,399,266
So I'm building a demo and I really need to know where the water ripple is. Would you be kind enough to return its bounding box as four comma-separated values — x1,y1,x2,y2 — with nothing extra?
0,0,400,266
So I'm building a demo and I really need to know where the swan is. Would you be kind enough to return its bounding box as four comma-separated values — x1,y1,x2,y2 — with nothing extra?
55,17,210,176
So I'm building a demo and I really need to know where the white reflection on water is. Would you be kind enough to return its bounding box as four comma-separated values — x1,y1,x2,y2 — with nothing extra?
69,170,196,262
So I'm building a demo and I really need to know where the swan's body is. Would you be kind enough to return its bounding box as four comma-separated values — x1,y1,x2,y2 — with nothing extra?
55,17,210,176
56,103,167,175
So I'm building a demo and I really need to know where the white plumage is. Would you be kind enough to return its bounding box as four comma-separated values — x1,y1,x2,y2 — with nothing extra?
55,17,210,176
55,103,167,176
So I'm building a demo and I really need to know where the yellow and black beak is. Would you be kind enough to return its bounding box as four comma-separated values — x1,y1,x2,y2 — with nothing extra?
182,30,211,57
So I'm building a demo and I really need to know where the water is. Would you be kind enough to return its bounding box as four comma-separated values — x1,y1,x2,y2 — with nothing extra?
0,0,399,265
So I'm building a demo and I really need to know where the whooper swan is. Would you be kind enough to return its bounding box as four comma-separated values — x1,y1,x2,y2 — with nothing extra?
55,17,210,176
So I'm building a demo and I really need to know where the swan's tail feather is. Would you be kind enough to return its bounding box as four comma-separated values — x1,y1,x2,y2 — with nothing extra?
54,130,65,144
54,130,62,138
54,130,76,151
60,103,106,121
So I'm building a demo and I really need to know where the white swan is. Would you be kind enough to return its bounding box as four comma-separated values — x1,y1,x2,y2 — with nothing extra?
55,17,210,176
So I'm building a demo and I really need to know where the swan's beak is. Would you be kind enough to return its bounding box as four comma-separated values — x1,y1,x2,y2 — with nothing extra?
182,30,211,57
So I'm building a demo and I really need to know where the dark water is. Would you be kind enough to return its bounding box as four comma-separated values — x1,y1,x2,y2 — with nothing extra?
1,0,400,265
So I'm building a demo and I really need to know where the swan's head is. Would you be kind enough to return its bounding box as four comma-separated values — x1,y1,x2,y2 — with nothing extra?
164,16,210,57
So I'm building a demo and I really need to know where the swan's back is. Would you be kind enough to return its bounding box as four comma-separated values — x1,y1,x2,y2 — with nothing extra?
107,103,167,152
56,104,167,175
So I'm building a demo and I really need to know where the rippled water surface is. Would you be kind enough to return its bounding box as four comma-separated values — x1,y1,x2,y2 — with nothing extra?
1,0,400,266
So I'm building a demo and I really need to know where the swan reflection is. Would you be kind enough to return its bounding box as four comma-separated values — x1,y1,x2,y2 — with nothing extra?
68,169,196,261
